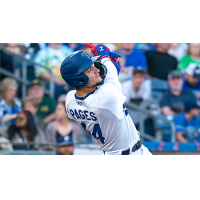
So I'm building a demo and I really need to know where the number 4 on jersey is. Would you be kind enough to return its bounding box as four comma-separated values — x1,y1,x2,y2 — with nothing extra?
81,123,105,144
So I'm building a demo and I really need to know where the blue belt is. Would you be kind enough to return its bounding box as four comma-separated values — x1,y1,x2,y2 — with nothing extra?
103,140,142,155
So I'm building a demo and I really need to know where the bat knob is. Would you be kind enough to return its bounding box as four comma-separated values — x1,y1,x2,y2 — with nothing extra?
91,47,96,54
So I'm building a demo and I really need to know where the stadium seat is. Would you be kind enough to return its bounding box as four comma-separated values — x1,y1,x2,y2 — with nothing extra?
151,91,164,103
151,79,168,91
151,79,168,103
154,115,174,141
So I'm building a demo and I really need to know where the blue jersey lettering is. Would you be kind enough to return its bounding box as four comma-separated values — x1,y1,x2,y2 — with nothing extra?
69,109,75,118
74,109,81,119
90,112,97,121
84,111,91,120
78,110,85,119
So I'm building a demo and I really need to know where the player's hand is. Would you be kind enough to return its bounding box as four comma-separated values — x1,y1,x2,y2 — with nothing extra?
109,51,121,63
109,51,121,75
93,45,111,60
111,57,121,75
94,45,121,74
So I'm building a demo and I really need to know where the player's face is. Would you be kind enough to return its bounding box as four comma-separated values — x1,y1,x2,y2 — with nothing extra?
83,64,103,88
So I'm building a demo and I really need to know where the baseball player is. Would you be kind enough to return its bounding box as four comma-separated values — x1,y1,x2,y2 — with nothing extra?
60,44,152,155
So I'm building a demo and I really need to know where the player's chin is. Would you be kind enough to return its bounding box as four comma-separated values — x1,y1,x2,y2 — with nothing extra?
95,79,104,87
96,75,102,82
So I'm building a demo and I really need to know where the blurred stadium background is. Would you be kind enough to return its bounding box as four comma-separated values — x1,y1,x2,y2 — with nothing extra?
1,43,200,155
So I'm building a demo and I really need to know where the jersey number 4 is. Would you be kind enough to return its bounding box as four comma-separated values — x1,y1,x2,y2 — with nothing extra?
81,123,105,144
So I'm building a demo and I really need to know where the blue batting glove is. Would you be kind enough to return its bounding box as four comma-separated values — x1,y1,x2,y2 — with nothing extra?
94,45,110,60
109,52,121,75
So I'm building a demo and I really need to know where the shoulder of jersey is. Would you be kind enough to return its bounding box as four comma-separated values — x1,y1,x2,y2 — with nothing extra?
65,90,76,105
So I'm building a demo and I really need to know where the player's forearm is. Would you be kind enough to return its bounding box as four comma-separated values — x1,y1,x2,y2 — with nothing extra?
101,57,120,84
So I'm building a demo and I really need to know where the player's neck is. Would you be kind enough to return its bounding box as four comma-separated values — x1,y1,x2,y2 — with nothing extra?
76,87,96,98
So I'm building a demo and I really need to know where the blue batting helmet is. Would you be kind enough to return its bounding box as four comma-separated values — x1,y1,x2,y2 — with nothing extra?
60,50,100,88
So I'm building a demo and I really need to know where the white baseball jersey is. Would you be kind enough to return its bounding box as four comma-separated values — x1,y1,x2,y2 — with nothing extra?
65,57,140,153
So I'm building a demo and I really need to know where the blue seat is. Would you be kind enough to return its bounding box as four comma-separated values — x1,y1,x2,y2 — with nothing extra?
152,91,164,102
154,116,174,141
151,79,168,91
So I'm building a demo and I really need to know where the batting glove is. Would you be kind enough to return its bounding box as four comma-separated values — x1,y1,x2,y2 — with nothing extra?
94,45,121,75
109,51,121,75
93,45,111,60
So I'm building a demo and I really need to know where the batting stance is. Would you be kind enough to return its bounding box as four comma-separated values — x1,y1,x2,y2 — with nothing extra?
60,45,152,155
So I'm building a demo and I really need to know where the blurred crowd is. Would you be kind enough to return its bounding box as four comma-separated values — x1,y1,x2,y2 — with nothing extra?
1,43,200,153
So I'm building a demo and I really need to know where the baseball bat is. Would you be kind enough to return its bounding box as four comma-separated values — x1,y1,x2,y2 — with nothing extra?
83,43,119,62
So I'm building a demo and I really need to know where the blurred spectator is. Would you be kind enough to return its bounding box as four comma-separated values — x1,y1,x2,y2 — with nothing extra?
104,43,117,51
34,43,73,99
145,43,178,80
115,49,129,83
91,43,103,46
160,70,197,116
5,43,27,55
0,43,25,80
120,43,147,70
80,46,94,57
45,102,90,146
0,136,13,151
168,43,188,61
23,43,46,55
23,96,39,122
0,49,14,80
178,43,200,71
122,68,156,138
183,63,200,103
122,69,151,103
175,99,200,142
57,135,75,155
27,79,56,127
67,43,83,52
0,78,22,129
57,94,66,103
0,110,45,150
133,43,155,54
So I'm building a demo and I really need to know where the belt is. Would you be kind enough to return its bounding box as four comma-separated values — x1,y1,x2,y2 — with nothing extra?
103,140,142,155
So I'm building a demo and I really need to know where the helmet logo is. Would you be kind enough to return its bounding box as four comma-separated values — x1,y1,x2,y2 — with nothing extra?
100,46,104,51
81,52,90,59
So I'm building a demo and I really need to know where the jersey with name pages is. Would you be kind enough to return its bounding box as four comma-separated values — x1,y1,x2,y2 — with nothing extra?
65,57,140,152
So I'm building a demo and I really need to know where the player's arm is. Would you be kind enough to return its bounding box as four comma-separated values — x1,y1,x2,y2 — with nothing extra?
93,45,121,86
101,57,120,85
93,45,126,108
